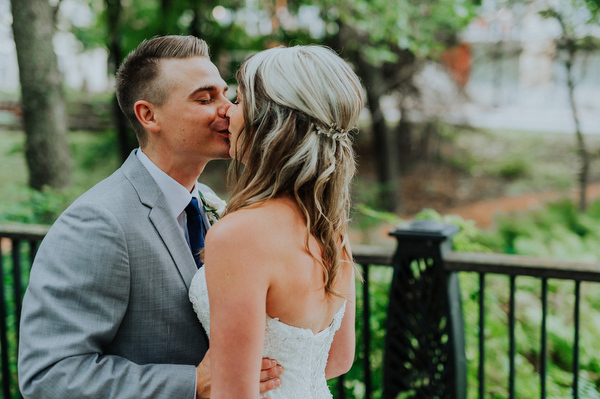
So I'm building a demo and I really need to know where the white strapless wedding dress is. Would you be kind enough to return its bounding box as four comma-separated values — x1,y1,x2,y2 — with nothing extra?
189,267,346,399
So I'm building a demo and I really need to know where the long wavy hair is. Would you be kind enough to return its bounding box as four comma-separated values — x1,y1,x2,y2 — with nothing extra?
225,45,364,296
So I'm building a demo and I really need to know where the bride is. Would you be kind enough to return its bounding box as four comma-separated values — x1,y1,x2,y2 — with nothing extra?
189,45,364,398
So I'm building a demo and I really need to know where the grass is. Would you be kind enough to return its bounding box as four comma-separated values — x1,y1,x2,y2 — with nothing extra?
3,124,600,230
450,127,600,197
1,130,29,204
0,128,235,224
0,128,121,223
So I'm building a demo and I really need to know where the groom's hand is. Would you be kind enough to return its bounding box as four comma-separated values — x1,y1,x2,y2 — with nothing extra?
259,358,283,395
196,350,212,399
196,351,282,398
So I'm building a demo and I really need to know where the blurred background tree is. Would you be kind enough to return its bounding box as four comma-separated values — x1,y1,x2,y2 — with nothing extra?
312,0,479,211
62,0,478,213
8,0,480,213
539,0,600,211
10,0,72,190
5,0,600,214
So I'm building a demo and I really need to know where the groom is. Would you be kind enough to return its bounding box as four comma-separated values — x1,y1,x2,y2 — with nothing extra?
18,35,282,398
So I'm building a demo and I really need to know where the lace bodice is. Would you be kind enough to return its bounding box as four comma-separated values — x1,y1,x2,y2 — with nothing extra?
189,267,346,399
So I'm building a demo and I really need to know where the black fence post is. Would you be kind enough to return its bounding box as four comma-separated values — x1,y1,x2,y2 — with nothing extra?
0,246,11,399
383,219,466,399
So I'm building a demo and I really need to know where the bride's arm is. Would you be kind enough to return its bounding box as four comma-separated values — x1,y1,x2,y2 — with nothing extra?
204,213,271,399
325,268,357,379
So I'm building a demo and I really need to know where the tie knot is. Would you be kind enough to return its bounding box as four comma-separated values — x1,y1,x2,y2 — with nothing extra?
186,197,201,217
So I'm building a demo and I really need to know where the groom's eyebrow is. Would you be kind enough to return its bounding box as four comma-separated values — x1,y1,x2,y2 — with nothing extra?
189,85,215,97
189,84,229,97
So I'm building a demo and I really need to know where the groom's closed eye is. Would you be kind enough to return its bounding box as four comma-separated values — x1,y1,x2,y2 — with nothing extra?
189,85,229,103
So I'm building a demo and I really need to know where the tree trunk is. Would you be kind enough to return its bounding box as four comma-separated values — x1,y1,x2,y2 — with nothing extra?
10,0,72,190
565,43,589,211
491,40,504,109
328,24,402,213
355,54,402,213
106,0,136,161
109,37,135,162
555,11,589,212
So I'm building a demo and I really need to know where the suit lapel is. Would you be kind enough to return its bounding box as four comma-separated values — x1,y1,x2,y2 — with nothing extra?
148,204,198,288
121,151,198,289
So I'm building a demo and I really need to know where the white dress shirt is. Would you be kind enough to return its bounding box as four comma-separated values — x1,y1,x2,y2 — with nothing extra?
136,148,203,249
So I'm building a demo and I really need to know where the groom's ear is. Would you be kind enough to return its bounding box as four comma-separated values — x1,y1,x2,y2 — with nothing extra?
134,100,160,133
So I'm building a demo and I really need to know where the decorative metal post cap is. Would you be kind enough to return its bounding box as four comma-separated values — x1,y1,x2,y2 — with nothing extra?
389,219,460,240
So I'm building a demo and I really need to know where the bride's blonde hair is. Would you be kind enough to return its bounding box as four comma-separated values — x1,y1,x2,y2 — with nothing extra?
226,45,364,296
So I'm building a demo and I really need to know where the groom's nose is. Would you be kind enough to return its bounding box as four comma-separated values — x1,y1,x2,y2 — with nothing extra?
217,96,232,119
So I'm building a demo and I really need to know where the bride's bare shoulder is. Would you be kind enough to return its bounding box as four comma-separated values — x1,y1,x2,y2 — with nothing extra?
205,197,297,249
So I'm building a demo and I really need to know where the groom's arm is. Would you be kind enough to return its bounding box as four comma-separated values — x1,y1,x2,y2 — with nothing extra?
18,202,198,399
196,350,283,398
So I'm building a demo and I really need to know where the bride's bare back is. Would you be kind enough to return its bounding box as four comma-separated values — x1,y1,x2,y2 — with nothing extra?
204,196,356,398
255,197,353,333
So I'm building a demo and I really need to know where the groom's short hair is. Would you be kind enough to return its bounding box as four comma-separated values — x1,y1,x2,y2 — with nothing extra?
115,35,210,144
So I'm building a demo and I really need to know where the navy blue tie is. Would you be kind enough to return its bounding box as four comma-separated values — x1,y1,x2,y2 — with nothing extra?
185,197,204,268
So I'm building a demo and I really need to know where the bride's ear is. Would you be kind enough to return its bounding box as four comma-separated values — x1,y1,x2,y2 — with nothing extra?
135,100,160,133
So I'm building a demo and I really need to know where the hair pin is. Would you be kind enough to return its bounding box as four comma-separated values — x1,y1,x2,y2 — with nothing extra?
315,123,349,141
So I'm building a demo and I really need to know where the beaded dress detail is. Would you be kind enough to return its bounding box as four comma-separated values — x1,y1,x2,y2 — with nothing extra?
189,267,346,399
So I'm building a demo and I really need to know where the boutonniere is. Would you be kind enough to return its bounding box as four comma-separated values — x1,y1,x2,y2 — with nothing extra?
198,190,227,225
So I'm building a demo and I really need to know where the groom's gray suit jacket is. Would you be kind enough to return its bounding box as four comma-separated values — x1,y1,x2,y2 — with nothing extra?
18,151,210,398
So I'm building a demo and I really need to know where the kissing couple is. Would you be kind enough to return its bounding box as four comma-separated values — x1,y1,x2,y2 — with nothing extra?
19,35,363,399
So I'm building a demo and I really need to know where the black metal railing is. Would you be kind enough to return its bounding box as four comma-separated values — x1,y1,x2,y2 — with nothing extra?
350,244,395,399
2,222,600,399
378,220,466,399
352,220,600,399
443,250,600,399
0,223,49,399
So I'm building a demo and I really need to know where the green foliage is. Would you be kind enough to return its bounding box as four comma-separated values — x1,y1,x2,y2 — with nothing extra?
450,152,478,174
417,202,600,398
484,199,600,262
0,186,69,224
339,202,600,398
351,177,409,244
539,0,600,44
586,0,600,15
314,0,478,58
67,0,480,86
70,129,120,172
1,241,35,398
495,157,530,180
70,0,317,81
351,203,402,244
330,264,393,398
0,129,120,225
414,208,494,253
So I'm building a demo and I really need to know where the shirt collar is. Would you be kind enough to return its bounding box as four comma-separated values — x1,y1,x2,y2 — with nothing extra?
136,148,199,217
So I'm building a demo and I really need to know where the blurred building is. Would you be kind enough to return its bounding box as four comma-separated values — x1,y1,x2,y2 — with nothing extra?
456,0,600,134
1,0,599,133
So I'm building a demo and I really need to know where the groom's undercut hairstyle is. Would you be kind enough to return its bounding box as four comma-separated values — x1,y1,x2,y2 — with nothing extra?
115,35,210,144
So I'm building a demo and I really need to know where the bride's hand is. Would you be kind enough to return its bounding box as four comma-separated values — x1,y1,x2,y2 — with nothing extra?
259,358,283,395
196,351,282,398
